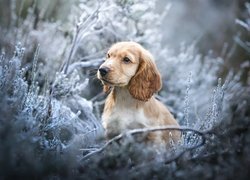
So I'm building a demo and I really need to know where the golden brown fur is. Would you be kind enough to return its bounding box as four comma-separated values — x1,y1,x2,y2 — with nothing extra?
97,41,180,146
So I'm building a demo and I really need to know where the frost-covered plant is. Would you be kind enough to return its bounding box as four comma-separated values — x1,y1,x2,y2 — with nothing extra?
0,43,103,178
62,0,165,74
157,45,225,127
156,39,248,132
1,0,165,84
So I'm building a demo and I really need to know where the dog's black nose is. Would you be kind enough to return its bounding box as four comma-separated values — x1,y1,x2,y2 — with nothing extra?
99,67,110,77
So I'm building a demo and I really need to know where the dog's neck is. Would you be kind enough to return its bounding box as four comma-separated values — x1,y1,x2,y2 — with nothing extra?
111,86,143,107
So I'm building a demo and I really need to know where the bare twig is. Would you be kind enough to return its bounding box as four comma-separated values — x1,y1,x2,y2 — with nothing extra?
67,58,103,74
235,19,250,31
60,5,101,74
80,126,210,162
90,92,105,102
78,50,106,61
234,36,250,54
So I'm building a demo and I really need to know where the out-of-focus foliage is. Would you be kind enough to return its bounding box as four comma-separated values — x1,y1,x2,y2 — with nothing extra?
0,0,249,179
0,43,103,178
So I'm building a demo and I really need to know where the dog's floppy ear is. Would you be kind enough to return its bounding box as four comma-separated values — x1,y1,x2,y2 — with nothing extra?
128,48,162,101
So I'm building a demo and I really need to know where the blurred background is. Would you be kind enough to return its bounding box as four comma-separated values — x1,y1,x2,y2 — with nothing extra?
0,0,249,179
0,0,249,71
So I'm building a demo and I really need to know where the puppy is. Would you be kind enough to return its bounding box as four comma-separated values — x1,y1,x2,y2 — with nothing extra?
97,41,179,146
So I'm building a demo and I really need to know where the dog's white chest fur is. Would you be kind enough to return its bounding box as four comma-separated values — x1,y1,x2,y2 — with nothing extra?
102,88,150,138
111,106,147,126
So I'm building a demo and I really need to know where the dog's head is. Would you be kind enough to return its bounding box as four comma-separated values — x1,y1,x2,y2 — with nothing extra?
98,41,162,101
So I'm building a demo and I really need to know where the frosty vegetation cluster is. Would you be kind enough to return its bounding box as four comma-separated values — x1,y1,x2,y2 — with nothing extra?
0,0,249,179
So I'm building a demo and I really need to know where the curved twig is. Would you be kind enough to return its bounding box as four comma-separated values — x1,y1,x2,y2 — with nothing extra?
80,126,210,162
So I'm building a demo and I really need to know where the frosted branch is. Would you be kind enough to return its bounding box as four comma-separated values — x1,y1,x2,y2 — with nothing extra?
61,6,101,74
67,58,103,74
235,19,250,31
81,126,210,162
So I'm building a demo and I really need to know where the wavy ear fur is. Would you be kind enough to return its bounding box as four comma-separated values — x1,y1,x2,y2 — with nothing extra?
128,49,162,101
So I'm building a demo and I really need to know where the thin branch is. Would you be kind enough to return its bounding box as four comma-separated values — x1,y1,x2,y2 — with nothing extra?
67,58,103,74
80,126,210,161
60,24,79,74
234,36,250,54
78,50,106,62
60,6,101,74
235,19,250,31
130,137,206,173
90,92,105,102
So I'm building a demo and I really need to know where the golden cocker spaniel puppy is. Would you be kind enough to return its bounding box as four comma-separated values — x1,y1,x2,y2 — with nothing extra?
97,41,179,146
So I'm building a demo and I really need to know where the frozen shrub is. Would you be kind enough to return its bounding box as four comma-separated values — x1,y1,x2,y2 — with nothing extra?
157,45,225,127
0,43,103,178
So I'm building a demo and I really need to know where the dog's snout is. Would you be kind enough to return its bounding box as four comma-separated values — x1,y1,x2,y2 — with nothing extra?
99,67,110,77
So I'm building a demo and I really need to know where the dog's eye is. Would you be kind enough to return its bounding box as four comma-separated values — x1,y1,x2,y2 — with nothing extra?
123,57,131,64
106,53,110,58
